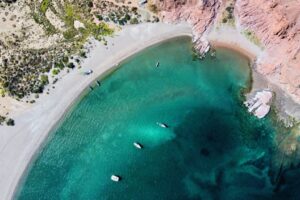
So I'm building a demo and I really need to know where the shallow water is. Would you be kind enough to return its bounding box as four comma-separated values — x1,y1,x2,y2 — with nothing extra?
16,37,297,199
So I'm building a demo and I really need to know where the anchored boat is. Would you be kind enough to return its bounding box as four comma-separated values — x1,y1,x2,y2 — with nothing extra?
111,175,121,182
133,142,143,149
157,122,168,128
156,61,160,67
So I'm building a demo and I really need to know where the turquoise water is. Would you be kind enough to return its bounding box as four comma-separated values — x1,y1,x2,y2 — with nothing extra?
16,37,296,199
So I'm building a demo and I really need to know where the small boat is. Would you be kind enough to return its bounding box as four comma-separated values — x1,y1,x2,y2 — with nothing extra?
96,80,101,86
84,69,93,75
133,142,143,149
89,86,93,90
157,122,168,128
111,175,121,182
156,61,160,67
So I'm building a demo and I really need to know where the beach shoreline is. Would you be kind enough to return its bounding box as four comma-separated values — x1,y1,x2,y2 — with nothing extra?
208,26,263,60
1,22,300,200
0,22,193,200
208,26,300,122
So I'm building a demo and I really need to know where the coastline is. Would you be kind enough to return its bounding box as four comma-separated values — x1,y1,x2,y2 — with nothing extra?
208,26,300,122
0,22,192,200
208,26,263,60
1,23,299,200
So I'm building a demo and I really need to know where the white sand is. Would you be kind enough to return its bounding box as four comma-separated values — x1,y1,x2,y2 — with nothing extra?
0,22,192,200
207,25,263,59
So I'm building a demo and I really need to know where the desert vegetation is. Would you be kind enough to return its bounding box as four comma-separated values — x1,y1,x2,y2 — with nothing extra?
221,0,235,26
0,0,17,6
0,115,14,126
0,0,114,100
243,29,262,47
93,0,159,25
0,0,158,125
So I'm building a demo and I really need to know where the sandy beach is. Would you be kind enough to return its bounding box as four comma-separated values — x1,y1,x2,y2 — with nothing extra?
208,26,263,60
0,22,192,200
1,22,299,199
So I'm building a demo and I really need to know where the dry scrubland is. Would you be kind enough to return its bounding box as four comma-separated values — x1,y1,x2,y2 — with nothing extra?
0,0,157,124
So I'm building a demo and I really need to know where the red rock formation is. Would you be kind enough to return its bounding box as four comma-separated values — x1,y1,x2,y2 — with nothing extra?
156,0,220,52
156,0,300,103
236,0,300,102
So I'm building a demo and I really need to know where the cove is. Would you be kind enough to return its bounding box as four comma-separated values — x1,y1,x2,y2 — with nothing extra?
15,37,294,199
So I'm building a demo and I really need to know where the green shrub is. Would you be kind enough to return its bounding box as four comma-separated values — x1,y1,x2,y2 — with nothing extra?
97,15,103,21
40,74,49,85
62,56,69,64
0,115,5,125
2,82,9,88
6,118,15,126
243,30,261,47
88,1,93,8
130,18,138,24
56,61,65,70
40,0,50,14
148,4,158,13
52,68,60,75
124,14,131,21
67,62,75,69
80,51,87,58
32,84,44,93
63,29,77,40
221,3,235,26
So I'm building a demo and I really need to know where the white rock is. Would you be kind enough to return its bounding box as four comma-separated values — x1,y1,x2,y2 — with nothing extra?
245,90,273,118
74,20,85,29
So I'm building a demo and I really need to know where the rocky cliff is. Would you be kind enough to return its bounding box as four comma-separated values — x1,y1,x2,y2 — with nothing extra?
157,0,220,52
236,0,300,103
157,0,300,105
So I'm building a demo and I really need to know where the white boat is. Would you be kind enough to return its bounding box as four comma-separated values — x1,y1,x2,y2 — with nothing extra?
111,175,121,182
156,61,160,67
133,142,143,149
157,122,168,128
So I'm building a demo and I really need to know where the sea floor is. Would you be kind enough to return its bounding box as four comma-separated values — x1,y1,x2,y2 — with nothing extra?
16,37,299,200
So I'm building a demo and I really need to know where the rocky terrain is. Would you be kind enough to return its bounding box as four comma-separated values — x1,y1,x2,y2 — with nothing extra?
157,0,220,52
157,0,300,110
236,0,300,105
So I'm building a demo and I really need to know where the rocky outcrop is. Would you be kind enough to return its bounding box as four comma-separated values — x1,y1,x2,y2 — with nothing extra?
236,0,300,104
156,0,300,106
157,0,220,52
244,90,273,118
